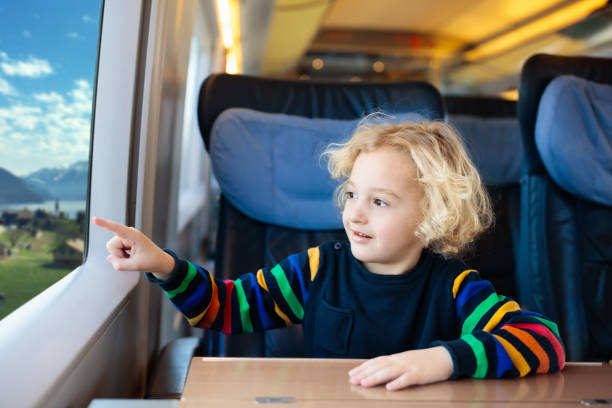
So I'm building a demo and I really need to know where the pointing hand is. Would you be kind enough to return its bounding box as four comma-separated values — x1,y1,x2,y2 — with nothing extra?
92,216,175,280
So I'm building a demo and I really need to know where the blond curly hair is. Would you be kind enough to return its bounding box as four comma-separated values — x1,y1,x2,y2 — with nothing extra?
324,119,493,258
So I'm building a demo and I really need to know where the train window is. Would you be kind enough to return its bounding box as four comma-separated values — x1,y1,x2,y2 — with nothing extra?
0,1,102,320
177,28,216,233
1,1,151,405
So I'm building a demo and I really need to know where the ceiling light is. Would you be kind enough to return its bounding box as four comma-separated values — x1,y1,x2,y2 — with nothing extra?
215,0,242,73
499,89,519,101
312,58,324,70
372,60,385,73
464,0,607,62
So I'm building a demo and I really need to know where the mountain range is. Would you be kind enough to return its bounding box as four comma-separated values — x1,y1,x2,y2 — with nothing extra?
0,162,88,204
0,168,44,204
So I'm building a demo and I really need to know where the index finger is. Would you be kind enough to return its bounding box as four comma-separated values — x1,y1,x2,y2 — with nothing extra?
92,216,134,239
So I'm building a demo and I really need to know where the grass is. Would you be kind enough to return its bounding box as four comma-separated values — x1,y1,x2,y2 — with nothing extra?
0,229,76,320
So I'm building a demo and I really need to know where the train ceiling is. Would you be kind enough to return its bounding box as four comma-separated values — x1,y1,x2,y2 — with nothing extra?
229,0,612,95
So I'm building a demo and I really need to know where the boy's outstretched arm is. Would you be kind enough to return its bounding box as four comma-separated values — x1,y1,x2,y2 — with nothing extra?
95,216,319,335
92,217,175,280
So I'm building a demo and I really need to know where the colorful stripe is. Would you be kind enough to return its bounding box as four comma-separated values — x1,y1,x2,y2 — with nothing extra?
288,253,308,303
270,264,304,320
166,262,198,299
308,247,320,281
221,280,234,334
256,268,292,325
482,300,520,332
494,333,530,376
233,278,254,333
452,269,477,298
531,315,561,338
492,335,515,377
199,269,220,328
456,280,490,313
507,323,565,369
184,265,213,326
463,334,487,378
181,272,209,314
503,325,549,373
188,306,207,326
462,292,503,334
248,273,275,330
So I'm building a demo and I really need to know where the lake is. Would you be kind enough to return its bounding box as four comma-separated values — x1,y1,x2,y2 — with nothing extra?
0,200,87,220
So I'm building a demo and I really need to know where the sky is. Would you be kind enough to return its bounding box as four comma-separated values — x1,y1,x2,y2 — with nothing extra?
0,1,102,176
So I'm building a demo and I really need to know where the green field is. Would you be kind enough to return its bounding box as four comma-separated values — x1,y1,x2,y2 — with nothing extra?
0,230,74,320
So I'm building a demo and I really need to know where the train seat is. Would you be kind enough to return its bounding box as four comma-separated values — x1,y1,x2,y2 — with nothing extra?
516,54,612,361
197,74,445,357
444,96,522,301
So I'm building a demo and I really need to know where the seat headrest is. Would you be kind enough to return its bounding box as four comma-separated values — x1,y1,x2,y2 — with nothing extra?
198,73,445,151
518,54,612,174
210,108,424,229
535,75,612,206
448,115,523,186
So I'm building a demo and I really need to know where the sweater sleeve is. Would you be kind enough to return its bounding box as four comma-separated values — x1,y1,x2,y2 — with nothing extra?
146,247,322,334
435,270,566,379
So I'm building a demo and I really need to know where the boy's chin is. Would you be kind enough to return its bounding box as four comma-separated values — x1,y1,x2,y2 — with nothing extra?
348,246,375,263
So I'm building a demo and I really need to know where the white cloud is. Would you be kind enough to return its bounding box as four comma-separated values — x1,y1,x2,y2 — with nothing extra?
0,105,41,119
0,118,10,135
22,31,32,38
14,114,40,130
0,54,53,78
75,79,89,89
0,74,17,95
66,32,83,40
34,91,64,104
0,80,93,174
8,131,29,142
0,105,42,131
82,15,96,24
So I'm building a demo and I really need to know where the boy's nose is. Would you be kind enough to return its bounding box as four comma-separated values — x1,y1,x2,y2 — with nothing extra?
346,201,367,224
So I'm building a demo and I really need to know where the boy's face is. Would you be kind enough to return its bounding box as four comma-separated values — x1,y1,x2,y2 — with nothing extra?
342,147,424,275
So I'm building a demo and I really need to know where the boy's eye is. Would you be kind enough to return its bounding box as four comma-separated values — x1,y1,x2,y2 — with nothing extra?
374,198,387,207
345,191,356,199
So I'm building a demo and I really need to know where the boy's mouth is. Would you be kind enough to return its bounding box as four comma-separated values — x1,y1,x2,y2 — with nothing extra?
350,229,372,242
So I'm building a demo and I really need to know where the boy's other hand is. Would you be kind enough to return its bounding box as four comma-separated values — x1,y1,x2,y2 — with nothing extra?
92,217,175,280
348,346,454,391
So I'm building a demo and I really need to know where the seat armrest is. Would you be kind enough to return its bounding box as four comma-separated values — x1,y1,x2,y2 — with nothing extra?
147,337,200,399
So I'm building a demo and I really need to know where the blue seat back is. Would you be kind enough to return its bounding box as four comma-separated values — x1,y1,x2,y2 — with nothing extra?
517,54,612,361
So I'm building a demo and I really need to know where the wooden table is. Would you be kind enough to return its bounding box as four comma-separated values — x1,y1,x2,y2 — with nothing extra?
179,358,612,407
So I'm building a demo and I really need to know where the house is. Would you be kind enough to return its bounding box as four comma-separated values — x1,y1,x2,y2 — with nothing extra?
2,210,34,228
52,239,84,268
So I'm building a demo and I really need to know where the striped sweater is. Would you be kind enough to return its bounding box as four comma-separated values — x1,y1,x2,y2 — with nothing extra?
147,241,565,379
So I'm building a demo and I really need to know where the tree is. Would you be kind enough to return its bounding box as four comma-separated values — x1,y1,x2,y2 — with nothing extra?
76,211,86,234
6,228,22,249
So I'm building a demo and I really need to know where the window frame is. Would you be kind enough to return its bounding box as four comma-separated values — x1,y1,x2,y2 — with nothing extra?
0,1,148,406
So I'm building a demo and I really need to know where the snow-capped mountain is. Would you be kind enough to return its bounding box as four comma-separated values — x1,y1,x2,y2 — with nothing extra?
23,161,89,201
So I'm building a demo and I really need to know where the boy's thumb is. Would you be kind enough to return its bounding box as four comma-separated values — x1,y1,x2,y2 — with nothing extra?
107,255,138,271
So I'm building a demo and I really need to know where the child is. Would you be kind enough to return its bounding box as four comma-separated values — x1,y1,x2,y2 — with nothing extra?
93,119,565,391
